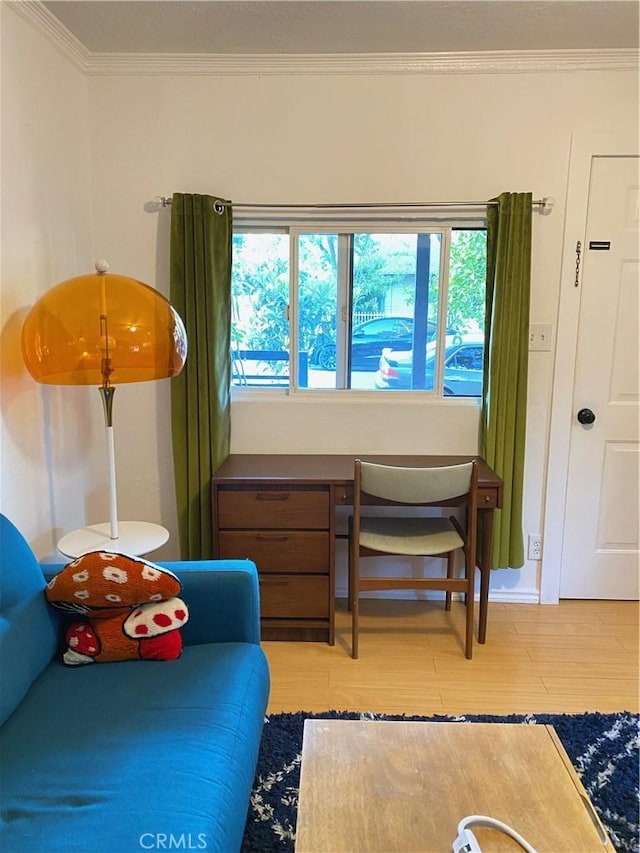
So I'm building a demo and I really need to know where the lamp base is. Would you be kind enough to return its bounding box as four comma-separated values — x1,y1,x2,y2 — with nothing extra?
57,521,169,559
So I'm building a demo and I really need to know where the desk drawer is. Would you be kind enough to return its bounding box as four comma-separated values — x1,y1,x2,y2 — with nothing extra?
218,488,329,529
334,484,353,506
259,575,329,619
478,489,497,508
218,530,329,573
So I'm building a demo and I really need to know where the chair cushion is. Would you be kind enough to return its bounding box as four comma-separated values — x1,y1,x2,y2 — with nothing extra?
359,516,463,555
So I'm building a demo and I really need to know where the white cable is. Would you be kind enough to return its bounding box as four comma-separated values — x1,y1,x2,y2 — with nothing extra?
452,815,538,853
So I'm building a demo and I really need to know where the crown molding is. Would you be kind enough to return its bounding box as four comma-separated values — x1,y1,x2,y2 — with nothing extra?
83,48,640,76
10,1,640,77
8,0,91,71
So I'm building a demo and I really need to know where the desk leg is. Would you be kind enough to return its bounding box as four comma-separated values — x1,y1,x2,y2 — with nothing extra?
478,508,493,644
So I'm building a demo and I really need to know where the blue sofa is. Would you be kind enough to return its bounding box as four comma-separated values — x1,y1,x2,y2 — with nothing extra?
0,514,270,853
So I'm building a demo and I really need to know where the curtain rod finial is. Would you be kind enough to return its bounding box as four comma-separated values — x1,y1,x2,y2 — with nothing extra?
540,196,555,215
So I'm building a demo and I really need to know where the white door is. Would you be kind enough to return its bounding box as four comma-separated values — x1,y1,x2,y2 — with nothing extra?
560,156,640,599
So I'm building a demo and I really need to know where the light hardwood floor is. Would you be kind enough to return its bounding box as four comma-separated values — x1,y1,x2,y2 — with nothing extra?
263,598,639,716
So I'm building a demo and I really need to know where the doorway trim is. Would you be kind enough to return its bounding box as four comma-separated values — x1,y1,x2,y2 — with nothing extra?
541,132,639,604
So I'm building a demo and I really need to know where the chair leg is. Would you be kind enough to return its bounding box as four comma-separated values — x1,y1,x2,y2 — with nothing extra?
445,552,454,611
461,546,470,607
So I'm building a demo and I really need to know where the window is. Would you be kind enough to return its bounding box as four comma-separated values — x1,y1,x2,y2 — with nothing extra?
231,215,486,396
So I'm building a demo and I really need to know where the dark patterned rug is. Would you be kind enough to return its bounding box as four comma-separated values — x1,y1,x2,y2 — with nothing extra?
241,711,639,853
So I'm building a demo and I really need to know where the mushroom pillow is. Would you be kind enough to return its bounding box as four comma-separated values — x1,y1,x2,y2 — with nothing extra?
45,551,189,666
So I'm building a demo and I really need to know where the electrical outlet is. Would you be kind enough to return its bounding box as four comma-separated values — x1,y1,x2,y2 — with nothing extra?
529,323,553,351
528,534,542,561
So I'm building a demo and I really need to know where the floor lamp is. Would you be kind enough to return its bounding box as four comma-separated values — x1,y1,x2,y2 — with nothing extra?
22,261,187,558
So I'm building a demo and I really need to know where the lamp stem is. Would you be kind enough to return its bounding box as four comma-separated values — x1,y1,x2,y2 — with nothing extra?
99,386,119,540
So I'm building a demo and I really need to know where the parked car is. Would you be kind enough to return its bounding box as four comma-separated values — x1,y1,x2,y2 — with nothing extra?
310,316,459,371
374,336,484,395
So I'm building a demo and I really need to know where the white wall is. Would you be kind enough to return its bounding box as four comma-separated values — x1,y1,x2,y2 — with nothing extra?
85,67,637,597
2,9,638,600
0,6,95,558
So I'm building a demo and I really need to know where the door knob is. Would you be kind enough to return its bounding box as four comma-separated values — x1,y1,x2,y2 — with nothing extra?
577,408,596,425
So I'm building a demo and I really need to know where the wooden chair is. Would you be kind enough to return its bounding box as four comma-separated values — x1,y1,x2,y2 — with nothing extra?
348,458,479,659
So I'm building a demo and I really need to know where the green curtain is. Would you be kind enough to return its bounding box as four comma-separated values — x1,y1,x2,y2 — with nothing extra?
480,192,532,569
170,193,232,559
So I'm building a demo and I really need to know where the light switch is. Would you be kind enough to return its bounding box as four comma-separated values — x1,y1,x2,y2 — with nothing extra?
529,323,553,351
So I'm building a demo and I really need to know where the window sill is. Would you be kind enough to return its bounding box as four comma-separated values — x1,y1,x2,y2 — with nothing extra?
231,387,481,406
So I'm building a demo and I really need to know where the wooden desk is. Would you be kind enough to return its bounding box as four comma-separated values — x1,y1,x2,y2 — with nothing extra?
212,454,503,643
295,720,610,852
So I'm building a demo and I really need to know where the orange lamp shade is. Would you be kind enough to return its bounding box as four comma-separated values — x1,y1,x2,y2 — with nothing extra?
22,268,187,386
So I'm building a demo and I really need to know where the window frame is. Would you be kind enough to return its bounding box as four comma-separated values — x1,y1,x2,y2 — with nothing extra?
231,210,486,403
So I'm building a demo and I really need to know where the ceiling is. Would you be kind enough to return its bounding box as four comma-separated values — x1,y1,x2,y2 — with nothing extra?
39,1,640,55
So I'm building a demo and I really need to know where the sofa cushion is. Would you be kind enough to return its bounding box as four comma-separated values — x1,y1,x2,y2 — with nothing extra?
46,552,190,664
0,593,59,726
0,515,59,725
0,515,48,611
0,642,270,853
46,551,182,610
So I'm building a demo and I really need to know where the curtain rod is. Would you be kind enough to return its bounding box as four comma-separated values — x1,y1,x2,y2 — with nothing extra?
152,196,554,214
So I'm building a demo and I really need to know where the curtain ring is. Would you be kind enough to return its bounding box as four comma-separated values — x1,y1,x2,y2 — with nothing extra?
213,200,226,215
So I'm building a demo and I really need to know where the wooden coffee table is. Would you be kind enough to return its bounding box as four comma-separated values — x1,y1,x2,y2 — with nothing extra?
295,720,610,852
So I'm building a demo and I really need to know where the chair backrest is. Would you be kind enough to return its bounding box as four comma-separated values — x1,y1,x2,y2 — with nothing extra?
356,459,476,505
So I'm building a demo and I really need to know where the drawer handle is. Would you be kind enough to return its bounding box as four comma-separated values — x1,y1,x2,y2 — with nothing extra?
257,533,290,541
256,492,290,501
259,578,290,586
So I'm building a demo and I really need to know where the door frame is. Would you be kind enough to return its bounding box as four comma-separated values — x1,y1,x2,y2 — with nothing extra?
541,132,639,604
